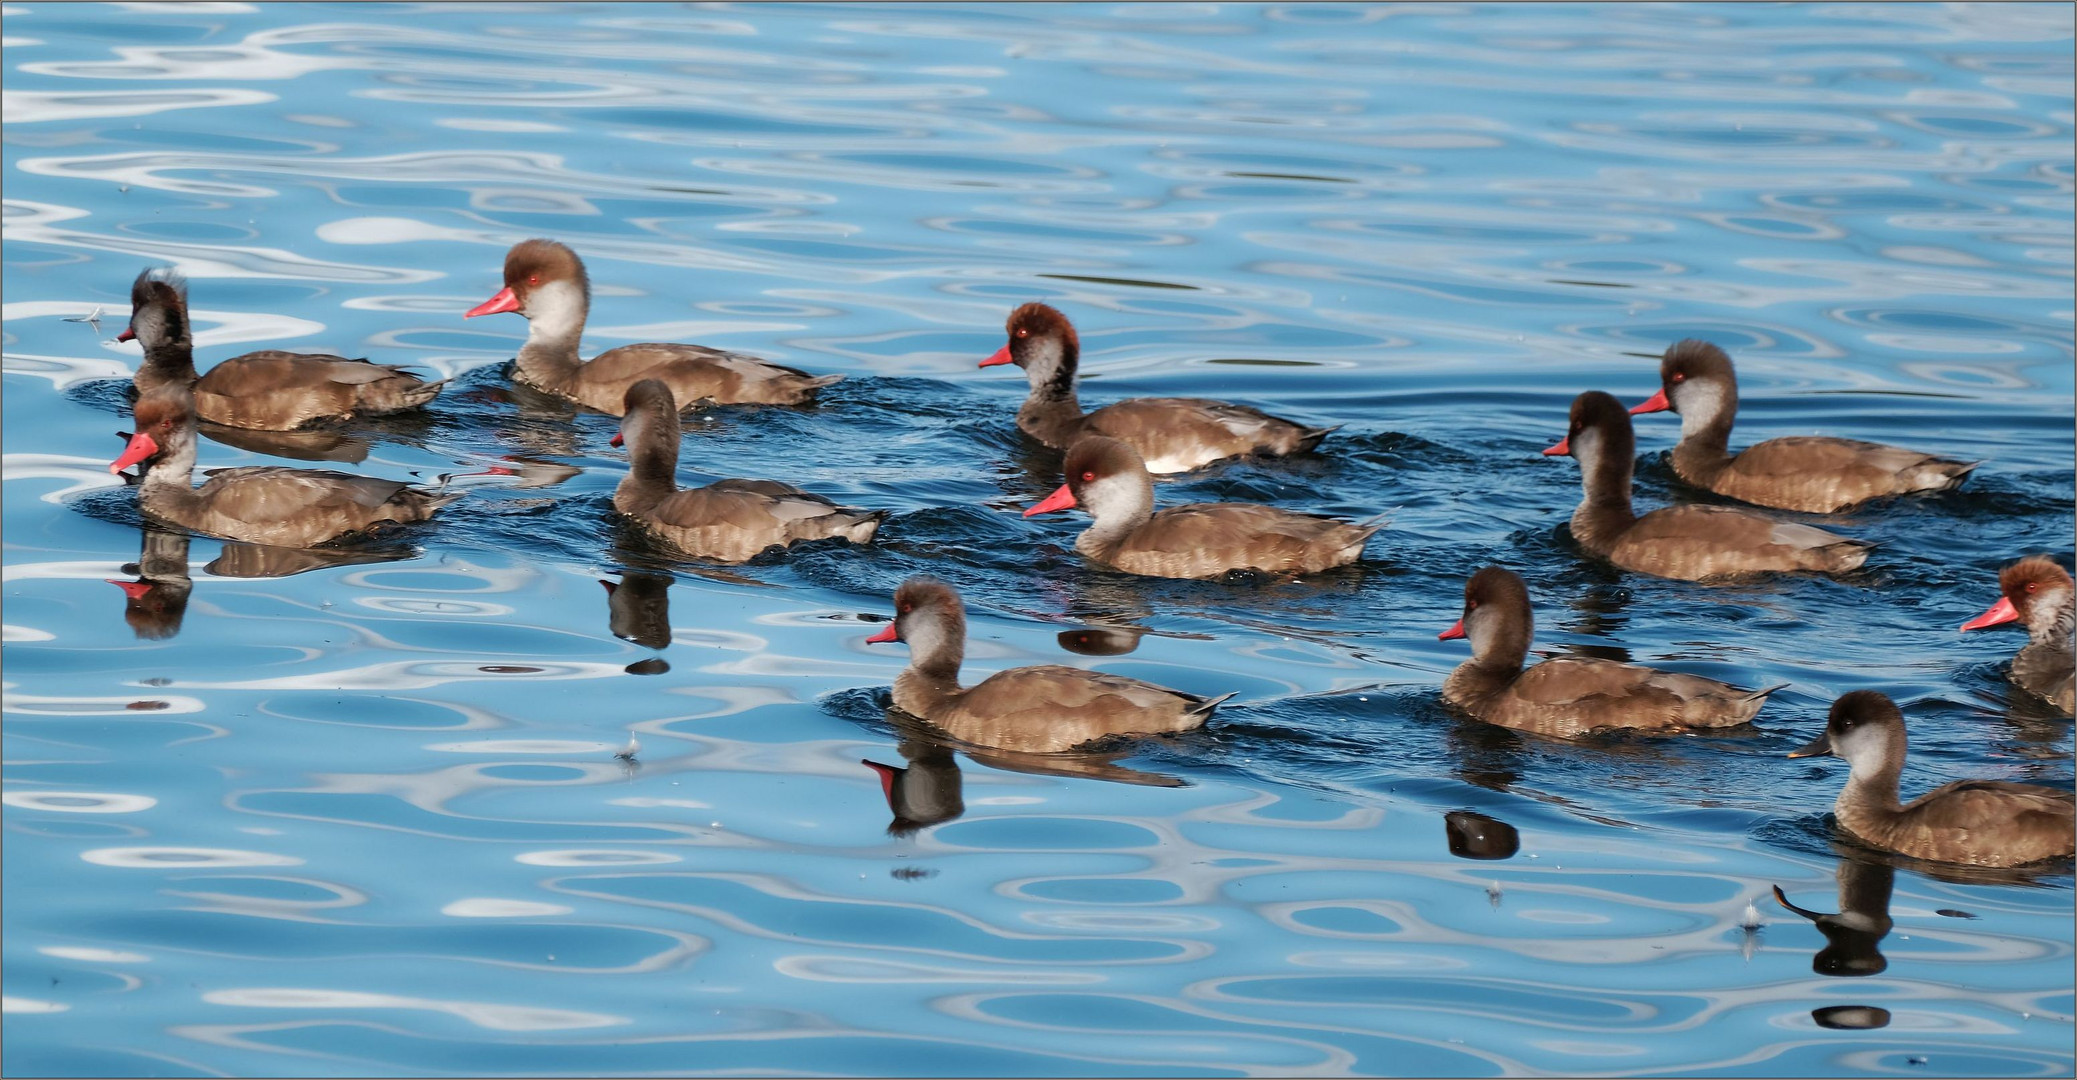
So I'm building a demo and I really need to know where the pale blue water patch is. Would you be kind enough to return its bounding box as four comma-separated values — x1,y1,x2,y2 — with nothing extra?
3,3,2073,1076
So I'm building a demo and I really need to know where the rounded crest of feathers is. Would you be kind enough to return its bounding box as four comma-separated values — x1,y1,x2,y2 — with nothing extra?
893,575,960,618
1005,302,1076,352
503,238,589,297
130,267,190,338
1661,339,1734,383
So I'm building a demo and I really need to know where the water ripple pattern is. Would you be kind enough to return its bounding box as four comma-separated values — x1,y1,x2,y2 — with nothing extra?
4,4,2071,1077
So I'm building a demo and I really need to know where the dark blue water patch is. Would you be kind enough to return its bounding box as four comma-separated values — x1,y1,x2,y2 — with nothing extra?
559,874,1188,964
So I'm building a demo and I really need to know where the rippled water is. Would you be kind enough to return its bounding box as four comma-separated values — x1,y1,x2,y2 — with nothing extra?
5,3,2074,1076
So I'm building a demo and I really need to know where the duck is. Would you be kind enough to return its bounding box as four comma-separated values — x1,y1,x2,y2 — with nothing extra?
981,302,1335,473
123,268,443,429
1023,435,1381,579
1629,340,1978,513
1960,556,2074,715
610,379,882,562
108,384,461,548
1787,689,2074,868
865,575,1234,753
1439,565,1782,737
108,528,193,641
464,239,840,413
1771,856,1896,977
1545,391,1872,581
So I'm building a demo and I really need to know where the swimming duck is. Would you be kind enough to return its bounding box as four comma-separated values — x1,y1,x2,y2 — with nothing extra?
1546,391,1872,581
124,268,442,429
865,575,1233,753
1788,690,2074,868
982,302,1334,473
1960,556,2074,716
1629,340,1978,513
1023,435,1381,579
1440,565,1782,737
109,384,461,548
610,379,882,562
465,239,839,413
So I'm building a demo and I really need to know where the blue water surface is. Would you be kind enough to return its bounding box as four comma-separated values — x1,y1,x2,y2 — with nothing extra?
3,3,2073,1076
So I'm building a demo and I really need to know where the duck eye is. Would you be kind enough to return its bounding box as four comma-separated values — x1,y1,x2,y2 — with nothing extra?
528,275,539,285
2026,582,2038,593
1671,372,1685,383
1080,470,1095,482
1015,328,1029,338
897,602,912,614
1466,599,1478,610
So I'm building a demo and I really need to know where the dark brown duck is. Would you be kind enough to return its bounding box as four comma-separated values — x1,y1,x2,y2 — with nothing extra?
610,379,882,562
1789,690,2074,868
865,576,1233,754
1546,391,1872,582
1439,565,1782,737
125,268,442,429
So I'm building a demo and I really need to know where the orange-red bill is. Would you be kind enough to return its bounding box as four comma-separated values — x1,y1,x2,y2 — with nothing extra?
978,344,1013,368
1959,595,2018,632
110,431,159,474
865,623,899,644
107,579,155,600
1438,618,1466,641
1022,484,1077,517
465,287,521,318
1541,436,1570,457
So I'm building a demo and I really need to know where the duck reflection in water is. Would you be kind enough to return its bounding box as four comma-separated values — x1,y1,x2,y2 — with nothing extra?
601,570,673,675
109,527,414,640
862,710,1183,837
1443,810,1520,860
1773,854,1896,978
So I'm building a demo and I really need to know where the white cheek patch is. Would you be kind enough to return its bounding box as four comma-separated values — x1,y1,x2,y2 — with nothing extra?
524,280,586,337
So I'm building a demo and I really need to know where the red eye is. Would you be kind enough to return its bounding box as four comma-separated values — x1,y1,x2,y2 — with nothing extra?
528,275,539,285
1671,372,1685,383
1466,599,1478,610
898,602,912,613
1080,470,1095,482
2026,582,2038,593
1015,328,1029,338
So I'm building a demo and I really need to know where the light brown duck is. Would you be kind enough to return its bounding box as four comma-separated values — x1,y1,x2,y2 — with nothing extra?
465,239,839,413
109,384,460,548
1439,565,1782,737
1630,340,1978,513
865,576,1234,754
981,302,1334,473
1545,391,1872,581
1960,556,2074,716
610,379,882,562
124,268,442,429
1788,690,2074,868
1023,435,1381,579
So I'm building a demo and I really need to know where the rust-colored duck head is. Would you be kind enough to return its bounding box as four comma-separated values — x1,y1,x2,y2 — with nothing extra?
465,239,591,335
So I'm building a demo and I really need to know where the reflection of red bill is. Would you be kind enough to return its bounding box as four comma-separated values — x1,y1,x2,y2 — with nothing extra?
107,579,156,600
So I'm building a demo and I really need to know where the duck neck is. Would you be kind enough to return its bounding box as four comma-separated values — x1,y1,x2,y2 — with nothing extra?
138,339,198,391
2026,588,2074,651
1669,379,1737,480
616,401,680,508
1073,473,1154,562
1015,336,1085,442
512,280,589,388
1569,426,1637,551
1443,606,1530,710
137,424,204,522
1836,744,1908,824
895,610,966,706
